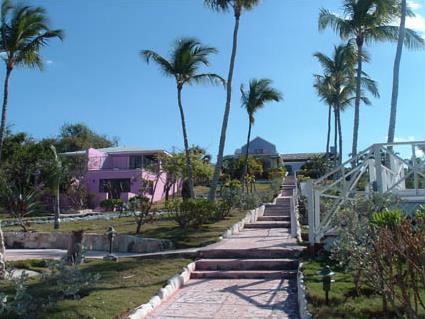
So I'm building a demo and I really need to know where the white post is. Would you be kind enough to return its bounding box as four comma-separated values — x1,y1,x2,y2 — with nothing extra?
374,145,384,193
306,180,317,244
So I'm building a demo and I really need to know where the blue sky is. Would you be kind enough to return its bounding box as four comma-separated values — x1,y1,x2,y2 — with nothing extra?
5,0,425,159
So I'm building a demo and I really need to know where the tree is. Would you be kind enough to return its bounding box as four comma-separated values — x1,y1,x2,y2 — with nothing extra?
55,123,117,153
319,0,423,160
0,222,5,280
141,38,224,199
204,0,261,201
0,0,64,162
240,79,282,186
313,43,379,164
387,0,424,144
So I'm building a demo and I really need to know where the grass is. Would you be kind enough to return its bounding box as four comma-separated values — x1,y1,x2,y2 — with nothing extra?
3,258,192,319
3,209,249,249
303,258,425,319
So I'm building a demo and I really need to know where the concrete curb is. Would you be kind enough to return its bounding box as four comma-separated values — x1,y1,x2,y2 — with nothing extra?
128,261,196,319
297,262,312,319
220,205,265,239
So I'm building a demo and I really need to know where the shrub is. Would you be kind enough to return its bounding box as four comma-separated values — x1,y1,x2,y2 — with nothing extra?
99,198,123,211
168,199,215,229
128,195,156,233
237,192,261,210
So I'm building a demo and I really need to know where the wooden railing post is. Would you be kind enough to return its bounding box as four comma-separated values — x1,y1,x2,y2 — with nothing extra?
306,180,318,245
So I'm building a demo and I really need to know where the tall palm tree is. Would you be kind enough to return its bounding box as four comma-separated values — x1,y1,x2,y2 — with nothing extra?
0,0,64,162
314,43,379,164
49,145,62,229
319,0,423,160
240,78,282,184
0,221,5,279
204,0,261,201
141,38,224,198
388,0,423,144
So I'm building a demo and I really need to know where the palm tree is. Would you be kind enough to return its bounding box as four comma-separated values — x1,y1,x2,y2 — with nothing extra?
240,79,282,185
314,43,379,164
141,38,225,198
319,0,423,160
0,0,64,162
388,0,424,144
204,0,261,201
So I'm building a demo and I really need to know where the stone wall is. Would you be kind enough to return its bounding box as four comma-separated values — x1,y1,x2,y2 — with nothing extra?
4,232,173,253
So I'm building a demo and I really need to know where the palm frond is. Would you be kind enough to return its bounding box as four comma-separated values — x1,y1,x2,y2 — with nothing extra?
187,73,225,87
140,50,174,77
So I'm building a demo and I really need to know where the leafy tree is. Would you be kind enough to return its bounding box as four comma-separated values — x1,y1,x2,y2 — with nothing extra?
222,155,263,180
0,0,64,161
141,38,224,199
240,78,282,186
313,43,378,164
205,0,261,201
319,0,423,159
55,123,117,153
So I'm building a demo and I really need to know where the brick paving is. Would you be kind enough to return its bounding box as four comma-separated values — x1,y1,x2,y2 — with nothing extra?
148,278,299,319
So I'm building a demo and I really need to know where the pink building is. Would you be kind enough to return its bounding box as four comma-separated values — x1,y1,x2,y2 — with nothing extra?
63,147,179,208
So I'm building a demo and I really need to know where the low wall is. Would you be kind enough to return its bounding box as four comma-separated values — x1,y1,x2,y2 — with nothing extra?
297,263,313,319
220,205,265,239
4,232,173,253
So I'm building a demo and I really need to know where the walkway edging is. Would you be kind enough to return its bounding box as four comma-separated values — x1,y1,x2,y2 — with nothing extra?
128,261,196,319
220,205,265,239
297,262,313,319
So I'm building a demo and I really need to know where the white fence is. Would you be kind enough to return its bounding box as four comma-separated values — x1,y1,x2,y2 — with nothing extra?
305,141,425,244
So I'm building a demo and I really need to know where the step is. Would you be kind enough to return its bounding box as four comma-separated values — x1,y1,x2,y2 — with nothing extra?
265,204,289,209
199,248,303,259
263,211,290,217
190,270,297,280
244,222,290,229
257,216,290,222
195,258,299,271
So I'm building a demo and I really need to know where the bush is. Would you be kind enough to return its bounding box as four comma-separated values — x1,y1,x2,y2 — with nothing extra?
99,198,123,211
168,199,215,229
237,192,261,210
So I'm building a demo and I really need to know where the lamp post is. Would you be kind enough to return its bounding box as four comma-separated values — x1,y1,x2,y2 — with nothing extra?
103,226,118,262
318,265,335,305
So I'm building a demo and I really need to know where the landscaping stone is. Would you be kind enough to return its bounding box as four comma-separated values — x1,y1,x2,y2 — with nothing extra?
4,232,173,253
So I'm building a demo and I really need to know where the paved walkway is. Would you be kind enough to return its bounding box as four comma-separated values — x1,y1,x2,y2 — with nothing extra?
148,183,303,319
148,278,298,319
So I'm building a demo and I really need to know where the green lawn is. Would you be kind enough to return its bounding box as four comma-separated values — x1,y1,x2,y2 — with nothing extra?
3,258,192,319
303,259,425,319
3,209,249,249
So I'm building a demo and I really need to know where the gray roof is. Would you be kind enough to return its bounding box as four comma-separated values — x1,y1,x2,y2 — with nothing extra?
281,152,325,162
62,146,169,156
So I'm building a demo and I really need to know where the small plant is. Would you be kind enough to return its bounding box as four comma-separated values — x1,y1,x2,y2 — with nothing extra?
168,199,215,229
47,261,101,300
99,198,124,212
0,181,43,232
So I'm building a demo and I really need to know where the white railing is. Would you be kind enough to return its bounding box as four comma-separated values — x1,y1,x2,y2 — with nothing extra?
306,141,425,244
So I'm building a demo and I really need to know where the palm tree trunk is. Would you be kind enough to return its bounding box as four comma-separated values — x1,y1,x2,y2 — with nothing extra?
177,85,195,198
352,41,363,162
54,183,60,229
326,105,331,155
208,11,241,201
337,106,343,166
0,66,12,163
334,106,338,166
0,222,5,280
242,120,252,191
387,0,406,145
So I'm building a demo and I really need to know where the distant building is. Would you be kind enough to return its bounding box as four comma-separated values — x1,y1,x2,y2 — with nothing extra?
226,136,325,176
63,147,179,208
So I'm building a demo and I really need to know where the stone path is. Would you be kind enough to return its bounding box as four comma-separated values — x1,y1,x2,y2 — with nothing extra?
148,179,303,319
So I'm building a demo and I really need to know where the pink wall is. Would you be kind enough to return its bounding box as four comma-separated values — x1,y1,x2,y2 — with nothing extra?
84,149,178,208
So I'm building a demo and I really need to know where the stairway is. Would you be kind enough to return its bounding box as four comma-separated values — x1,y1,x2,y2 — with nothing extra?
191,194,302,281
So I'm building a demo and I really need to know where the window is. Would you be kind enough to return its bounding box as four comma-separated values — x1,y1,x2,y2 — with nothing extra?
99,179,131,199
254,148,264,154
129,156,143,169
